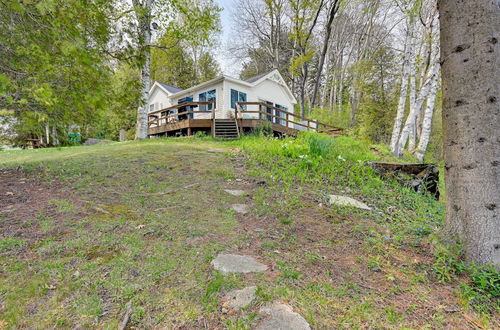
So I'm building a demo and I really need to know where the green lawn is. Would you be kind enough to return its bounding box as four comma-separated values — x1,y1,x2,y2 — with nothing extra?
0,136,497,329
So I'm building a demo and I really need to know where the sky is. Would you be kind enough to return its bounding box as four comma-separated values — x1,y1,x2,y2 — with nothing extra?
215,0,241,76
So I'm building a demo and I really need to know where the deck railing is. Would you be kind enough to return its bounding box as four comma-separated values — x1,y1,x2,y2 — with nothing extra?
148,102,216,128
147,101,343,137
235,102,343,135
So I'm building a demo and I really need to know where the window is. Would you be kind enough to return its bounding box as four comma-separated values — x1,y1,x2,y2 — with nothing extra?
199,89,216,111
149,104,155,112
199,92,207,111
259,100,274,122
275,104,288,126
207,89,216,111
230,89,247,109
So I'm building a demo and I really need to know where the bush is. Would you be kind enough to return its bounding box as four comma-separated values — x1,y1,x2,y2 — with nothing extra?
253,121,273,137
194,131,207,138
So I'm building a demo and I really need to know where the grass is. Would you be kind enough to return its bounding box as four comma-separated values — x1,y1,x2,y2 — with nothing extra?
0,134,498,328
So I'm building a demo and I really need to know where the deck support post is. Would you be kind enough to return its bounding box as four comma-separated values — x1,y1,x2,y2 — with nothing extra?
187,127,192,136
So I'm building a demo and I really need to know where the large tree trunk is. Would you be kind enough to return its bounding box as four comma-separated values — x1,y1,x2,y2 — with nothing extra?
135,51,151,139
134,0,153,140
439,0,500,268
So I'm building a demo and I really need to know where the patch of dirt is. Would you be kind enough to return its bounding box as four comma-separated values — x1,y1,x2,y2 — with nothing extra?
0,169,81,247
222,176,478,328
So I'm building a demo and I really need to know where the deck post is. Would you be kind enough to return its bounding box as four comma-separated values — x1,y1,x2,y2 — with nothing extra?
187,127,192,136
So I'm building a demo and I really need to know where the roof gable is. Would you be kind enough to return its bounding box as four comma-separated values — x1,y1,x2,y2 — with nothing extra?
244,69,297,104
149,81,183,96
157,82,183,94
244,70,275,83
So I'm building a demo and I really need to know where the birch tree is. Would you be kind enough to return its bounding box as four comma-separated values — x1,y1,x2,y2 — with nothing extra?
391,0,440,158
394,53,439,157
439,0,499,268
390,16,415,151
115,0,220,139
414,70,438,161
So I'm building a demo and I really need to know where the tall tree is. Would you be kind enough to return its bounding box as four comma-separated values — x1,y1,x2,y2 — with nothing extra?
117,0,220,139
439,0,499,268
310,0,341,108
289,0,325,116
150,33,220,89
0,0,113,145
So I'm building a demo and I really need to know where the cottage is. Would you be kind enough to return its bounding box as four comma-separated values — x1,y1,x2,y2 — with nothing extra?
147,69,342,138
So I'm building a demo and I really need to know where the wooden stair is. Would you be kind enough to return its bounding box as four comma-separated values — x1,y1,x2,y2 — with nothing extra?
213,119,239,139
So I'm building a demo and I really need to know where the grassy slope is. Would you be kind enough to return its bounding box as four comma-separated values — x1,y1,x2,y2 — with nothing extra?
0,136,497,329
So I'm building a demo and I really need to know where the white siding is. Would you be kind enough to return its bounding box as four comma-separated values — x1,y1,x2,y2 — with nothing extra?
170,81,224,119
148,75,297,125
223,80,253,118
148,86,172,113
225,79,295,127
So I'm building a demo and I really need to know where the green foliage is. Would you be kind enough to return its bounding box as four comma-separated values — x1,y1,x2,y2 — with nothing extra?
277,261,302,280
308,106,351,129
151,32,220,89
96,64,141,140
352,47,398,143
0,0,113,144
252,121,273,137
433,245,500,313
303,133,334,157
202,273,225,312
194,131,208,138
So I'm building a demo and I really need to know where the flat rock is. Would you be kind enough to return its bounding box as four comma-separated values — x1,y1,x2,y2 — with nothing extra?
328,195,372,211
83,138,112,146
221,286,256,311
232,204,250,214
211,254,267,274
224,189,247,196
207,149,225,153
256,303,311,330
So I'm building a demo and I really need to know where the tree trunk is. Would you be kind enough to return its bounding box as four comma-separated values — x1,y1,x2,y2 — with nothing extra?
311,0,340,107
408,124,416,151
52,126,59,145
394,58,439,157
45,123,50,146
337,78,343,113
135,51,151,139
390,18,414,152
415,77,438,161
439,0,500,268
134,0,153,140
299,64,309,117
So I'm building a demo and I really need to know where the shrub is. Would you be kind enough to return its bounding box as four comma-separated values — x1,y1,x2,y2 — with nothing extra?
253,121,273,137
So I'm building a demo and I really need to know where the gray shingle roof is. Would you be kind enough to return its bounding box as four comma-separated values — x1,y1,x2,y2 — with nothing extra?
244,70,276,83
158,82,183,94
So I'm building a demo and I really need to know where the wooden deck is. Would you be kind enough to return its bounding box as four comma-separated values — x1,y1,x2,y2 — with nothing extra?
147,102,343,138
